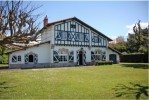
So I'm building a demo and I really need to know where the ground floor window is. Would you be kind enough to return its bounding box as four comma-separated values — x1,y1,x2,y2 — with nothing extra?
53,48,74,63
12,55,22,62
18,55,21,61
12,55,17,62
91,49,106,61
25,52,38,64
59,55,68,62
94,54,101,60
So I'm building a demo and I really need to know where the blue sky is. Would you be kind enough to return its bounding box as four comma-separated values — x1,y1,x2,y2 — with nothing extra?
31,1,148,39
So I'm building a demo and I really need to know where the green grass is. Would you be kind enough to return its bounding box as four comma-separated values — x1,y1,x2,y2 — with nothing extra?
0,64,8,67
0,63,148,99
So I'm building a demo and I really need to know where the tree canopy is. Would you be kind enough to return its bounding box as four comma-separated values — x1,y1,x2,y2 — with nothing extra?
109,20,148,54
127,20,148,54
0,1,42,54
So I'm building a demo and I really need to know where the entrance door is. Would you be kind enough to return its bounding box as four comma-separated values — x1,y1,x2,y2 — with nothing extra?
29,55,34,62
79,51,83,65
109,54,117,64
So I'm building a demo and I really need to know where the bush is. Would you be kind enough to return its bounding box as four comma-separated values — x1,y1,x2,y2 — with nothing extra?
95,61,113,66
0,55,8,64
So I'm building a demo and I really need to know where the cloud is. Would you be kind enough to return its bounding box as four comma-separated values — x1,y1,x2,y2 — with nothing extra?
125,22,148,36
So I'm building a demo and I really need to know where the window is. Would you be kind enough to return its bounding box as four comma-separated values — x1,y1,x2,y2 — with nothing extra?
61,31,67,40
84,34,89,42
53,49,69,63
94,54,101,60
70,24,76,28
91,51,95,61
68,32,72,40
18,55,21,61
79,33,84,41
24,53,38,64
12,55,17,62
75,33,84,41
59,55,68,62
55,31,61,40
91,50,102,61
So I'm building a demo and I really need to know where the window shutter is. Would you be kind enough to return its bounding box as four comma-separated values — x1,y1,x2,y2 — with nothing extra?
53,51,59,62
76,51,79,65
12,55,17,62
25,54,29,64
69,51,74,62
83,51,86,65
102,51,106,61
34,54,38,63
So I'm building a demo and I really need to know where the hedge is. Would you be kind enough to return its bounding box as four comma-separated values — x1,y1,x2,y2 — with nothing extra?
120,53,148,63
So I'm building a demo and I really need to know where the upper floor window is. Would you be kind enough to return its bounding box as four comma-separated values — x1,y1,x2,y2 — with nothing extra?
61,32,67,40
75,33,84,41
70,24,76,28
79,33,84,41
94,36,99,43
92,35,102,43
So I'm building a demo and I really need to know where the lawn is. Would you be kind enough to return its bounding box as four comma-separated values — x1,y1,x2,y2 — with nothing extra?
0,63,148,99
0,64,8,67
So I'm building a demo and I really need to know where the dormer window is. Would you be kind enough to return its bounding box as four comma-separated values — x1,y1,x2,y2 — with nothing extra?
70,24,76,28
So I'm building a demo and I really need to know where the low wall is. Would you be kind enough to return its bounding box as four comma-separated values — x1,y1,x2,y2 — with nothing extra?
9,62,88,69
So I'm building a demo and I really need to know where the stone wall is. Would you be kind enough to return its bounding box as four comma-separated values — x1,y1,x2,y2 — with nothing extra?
9,62,83,69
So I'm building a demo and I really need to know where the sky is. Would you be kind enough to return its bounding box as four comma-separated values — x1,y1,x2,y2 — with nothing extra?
29,1,148,40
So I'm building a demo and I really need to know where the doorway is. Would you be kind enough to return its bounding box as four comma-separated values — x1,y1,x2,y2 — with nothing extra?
29,54,34,62
79,50,83,65
109,54,117,64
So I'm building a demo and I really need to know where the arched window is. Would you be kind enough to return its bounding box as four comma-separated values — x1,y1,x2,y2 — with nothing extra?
29,55,33,62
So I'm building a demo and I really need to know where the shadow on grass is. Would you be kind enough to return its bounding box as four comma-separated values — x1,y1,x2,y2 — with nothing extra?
121,63,148,69
113,82,149,99
0,81,15,96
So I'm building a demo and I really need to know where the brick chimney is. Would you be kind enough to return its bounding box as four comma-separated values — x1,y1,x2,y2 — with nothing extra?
43,15,48,27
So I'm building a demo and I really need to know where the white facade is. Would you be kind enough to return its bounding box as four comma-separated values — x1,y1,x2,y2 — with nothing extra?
8,17,120,68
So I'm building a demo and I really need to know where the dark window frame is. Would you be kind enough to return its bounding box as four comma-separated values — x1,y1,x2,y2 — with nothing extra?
18,55,21,61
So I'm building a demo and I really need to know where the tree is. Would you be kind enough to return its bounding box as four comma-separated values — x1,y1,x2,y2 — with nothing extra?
116,36,125,43
0,1,42,54
127,20,148,54
109,36,127,54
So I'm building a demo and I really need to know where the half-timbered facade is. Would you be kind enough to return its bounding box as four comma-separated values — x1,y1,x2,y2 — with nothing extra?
8,17,120,68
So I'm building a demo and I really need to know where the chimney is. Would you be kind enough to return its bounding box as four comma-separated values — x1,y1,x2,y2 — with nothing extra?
43,15,48,27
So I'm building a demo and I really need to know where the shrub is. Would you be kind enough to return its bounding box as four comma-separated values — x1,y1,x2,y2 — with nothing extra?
95,61,113,66
120,53,148,63
0,55,8,64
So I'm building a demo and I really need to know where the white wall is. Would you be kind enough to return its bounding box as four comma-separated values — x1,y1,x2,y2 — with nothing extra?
53,46,110,63
9,43,51,64
41,26,54,44
106,48,120,61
